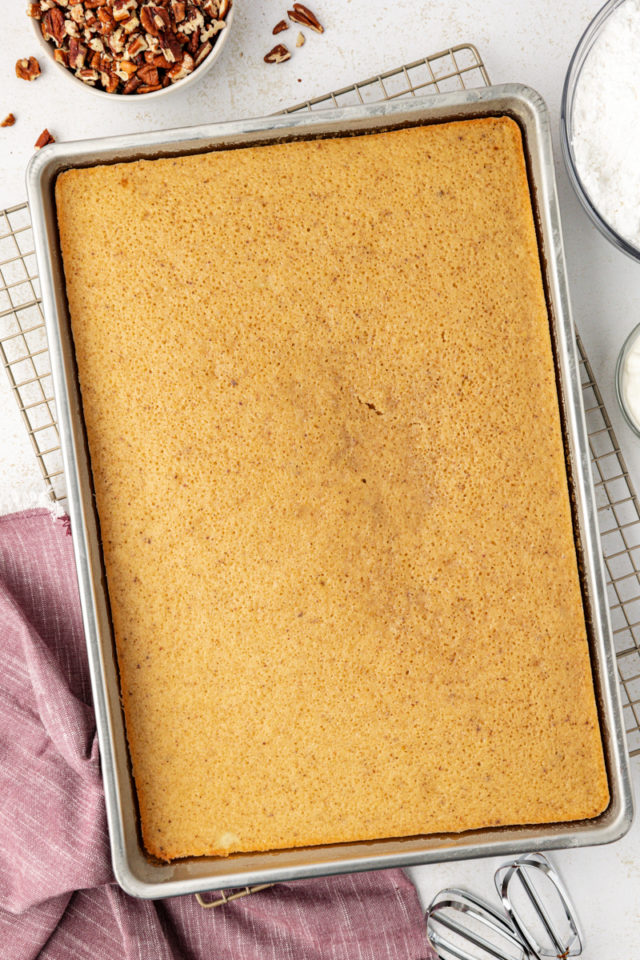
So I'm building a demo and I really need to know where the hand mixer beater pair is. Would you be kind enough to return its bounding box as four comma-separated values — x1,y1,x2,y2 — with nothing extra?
426,852,581,960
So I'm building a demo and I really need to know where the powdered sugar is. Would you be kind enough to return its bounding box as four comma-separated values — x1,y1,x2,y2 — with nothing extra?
572,0,640,248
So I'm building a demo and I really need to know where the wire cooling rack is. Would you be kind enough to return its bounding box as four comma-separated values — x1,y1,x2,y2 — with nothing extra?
0,203,65,502
1,41,639,906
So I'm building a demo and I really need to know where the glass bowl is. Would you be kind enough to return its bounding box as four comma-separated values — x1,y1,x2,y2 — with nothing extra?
616,322,640,437
560,0,640,262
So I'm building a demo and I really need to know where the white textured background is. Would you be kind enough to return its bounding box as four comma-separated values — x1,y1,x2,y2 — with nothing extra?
2,0,640,953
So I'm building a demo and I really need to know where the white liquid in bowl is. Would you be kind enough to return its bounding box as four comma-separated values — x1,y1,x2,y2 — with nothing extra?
621,331,640,431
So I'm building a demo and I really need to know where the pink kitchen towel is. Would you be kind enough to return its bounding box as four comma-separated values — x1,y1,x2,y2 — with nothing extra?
0,508,434,960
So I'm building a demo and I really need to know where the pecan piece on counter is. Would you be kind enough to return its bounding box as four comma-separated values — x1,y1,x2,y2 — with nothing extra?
296,31,305,46
264,43,291,63
15,56,42,80
34,128,55,148
288,3,323,33
1,113,16,127
273,19,288,34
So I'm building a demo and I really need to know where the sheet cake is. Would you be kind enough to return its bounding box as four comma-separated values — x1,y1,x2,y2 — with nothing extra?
55,117,609,860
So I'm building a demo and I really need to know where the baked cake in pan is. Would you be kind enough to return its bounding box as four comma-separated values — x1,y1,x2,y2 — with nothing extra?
56,117,609,860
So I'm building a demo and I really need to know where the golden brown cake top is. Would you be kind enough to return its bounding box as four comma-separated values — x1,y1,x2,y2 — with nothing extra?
56,117,608,860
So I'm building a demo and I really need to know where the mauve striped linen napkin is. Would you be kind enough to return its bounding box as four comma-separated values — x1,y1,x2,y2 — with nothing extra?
0,509,434,960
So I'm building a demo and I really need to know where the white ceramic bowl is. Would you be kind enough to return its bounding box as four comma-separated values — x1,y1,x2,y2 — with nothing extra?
29,1,234,101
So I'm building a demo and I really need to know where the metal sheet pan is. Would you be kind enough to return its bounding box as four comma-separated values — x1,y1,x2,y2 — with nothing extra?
26,84,633,899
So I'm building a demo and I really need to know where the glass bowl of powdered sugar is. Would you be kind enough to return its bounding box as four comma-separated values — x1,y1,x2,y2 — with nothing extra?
561,0,640,261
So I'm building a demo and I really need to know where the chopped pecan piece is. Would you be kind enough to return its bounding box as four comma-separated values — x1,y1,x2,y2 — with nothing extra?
67,37,88,68
288,3,323,33
145,32,160,53
34,128,55,148
140,4,170,34
264,43,290,63
168,51,193,79
137,63,159,84
136,82,162,92
27,3,42,18
125,33,148,57
139,4,159,34
153,5,172,30
112,0,136,21
296,31,305,46
200,21,220,41
152,52,173,69
181,6,204,34
42,6,66,43
1,113,16,127
122,75,142,93
194,40,211,65
15,57,41,80
172,0,186,21
186,30,199,55
273,19,288,34
108,27,125,53
101,70,119,93
54,47,70,66
121,14,139,33
115,58,137,79
76,66,99,82
160,30,183,61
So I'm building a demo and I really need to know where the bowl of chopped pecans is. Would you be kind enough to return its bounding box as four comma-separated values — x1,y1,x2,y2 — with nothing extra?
27,0,234,99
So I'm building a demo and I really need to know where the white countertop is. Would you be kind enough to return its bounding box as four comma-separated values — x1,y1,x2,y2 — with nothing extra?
2,0,640,953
